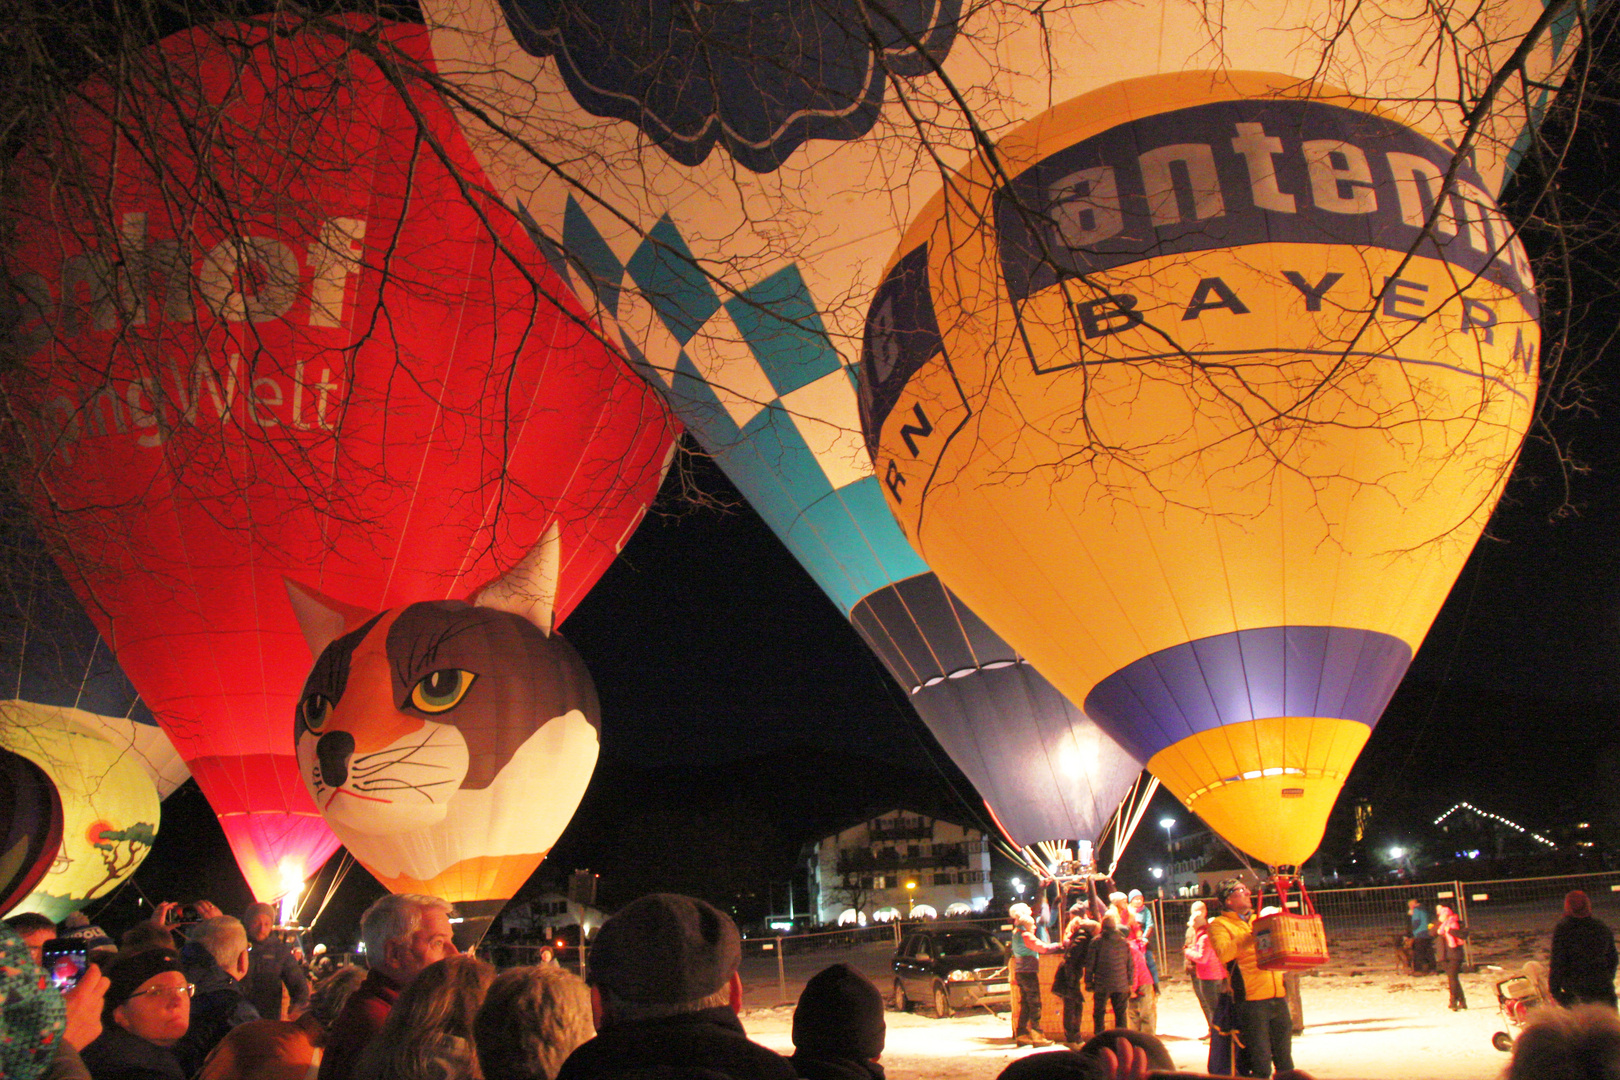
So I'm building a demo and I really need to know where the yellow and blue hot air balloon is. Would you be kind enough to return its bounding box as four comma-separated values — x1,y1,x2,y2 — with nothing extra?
860,73,1539,866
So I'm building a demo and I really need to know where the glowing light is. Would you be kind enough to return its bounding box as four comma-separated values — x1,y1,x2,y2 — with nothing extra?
276,859,305,925
1160,818,1176,830
1432,802,1556,848
1389,847,1406,860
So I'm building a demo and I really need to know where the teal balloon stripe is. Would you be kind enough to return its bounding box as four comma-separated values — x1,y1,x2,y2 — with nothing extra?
523,197,928,614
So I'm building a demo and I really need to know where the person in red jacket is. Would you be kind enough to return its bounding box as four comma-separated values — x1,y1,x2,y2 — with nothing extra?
1435,905,1467,1012
316,895,457,1080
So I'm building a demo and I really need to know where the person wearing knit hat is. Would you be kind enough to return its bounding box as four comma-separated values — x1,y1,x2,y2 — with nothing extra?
81,948,191,1080
555,894,794,1080
1550,889,1619,1010
790,963,885,1080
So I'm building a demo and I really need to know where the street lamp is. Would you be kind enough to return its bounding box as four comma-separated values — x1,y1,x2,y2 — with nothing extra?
1160,817,1177,877
1012,877,1024,898
906,880,917,917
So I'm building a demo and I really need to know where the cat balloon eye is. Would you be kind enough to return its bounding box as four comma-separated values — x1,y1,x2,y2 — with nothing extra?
299,694,333,731
410,669,477,714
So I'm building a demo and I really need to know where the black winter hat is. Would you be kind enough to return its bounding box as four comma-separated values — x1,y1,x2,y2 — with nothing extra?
106,947,185,1010
792,963,885,1060
587,893,740,1005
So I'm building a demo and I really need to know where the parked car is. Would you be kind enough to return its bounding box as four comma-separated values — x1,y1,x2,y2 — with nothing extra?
890,922,1010,1017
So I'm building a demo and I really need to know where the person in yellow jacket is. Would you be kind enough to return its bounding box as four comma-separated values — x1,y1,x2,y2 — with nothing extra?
1208,880,1294,1078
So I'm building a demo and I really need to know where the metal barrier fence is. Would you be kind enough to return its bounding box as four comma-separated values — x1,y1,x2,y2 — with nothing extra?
483,870,1620,999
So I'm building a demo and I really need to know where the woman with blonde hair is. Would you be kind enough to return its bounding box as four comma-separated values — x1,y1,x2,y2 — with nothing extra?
354,956,494,1080
474,966,593,1080
1183,901,1225,1032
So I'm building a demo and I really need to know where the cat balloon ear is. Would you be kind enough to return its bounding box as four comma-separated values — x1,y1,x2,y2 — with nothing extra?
284,578,377,658
472,521,560,636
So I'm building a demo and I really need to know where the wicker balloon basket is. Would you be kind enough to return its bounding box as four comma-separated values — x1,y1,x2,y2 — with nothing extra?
1254,876,1329,971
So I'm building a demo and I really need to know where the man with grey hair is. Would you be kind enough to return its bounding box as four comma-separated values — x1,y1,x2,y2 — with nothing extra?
317,893,457,1080
175,915,260,1074
555,893,794,1080
242,901,309,1020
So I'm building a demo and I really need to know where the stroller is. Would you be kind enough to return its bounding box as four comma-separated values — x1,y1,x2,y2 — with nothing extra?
1492,961,1549,1052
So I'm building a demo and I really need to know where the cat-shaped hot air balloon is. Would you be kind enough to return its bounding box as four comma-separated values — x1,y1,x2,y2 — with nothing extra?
287,525,599,935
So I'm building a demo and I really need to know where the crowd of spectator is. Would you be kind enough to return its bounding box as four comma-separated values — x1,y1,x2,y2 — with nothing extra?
3,885,1617,1080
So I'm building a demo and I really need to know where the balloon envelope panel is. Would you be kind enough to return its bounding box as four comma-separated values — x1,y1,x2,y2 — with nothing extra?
861,74,1538,865
0,704,162,922
5,19,674,899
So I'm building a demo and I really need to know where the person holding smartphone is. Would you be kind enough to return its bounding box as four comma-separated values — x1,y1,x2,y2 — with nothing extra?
5,914,58,968
1,923,110,1080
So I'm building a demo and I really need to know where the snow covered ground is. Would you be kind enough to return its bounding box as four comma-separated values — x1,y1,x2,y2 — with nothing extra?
737,940,1538,1079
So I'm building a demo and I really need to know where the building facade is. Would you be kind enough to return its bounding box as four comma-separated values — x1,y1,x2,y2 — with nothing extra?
495,892,605,939
809,809,993,924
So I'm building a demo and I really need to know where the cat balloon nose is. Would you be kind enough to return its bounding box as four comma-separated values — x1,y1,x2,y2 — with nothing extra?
316,731,355,789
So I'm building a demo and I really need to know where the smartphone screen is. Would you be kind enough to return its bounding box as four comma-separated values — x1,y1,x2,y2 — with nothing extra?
41,939,87,993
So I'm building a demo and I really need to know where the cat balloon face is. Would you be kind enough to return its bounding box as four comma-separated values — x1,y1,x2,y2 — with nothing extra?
287,525,600,896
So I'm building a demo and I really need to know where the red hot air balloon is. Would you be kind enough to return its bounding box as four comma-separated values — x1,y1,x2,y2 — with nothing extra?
4,18,675,901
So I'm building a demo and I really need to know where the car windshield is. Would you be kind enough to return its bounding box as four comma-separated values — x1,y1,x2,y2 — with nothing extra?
933,931,996,957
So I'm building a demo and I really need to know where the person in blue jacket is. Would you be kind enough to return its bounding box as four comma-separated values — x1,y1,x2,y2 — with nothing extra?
1408,899,1435,975
1010,898,1062,1047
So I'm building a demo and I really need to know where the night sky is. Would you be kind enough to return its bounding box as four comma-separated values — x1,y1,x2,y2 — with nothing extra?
29,6,1620,944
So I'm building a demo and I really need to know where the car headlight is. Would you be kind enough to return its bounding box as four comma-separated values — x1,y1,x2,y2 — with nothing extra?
947,969,976,982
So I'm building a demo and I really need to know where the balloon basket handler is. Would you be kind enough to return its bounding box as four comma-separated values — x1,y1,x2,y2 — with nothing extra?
1008,953,1099,1045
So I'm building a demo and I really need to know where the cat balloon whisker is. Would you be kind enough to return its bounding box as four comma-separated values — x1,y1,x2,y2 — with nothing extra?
356,778,457,793
353,733,449,765
350,756,455,777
